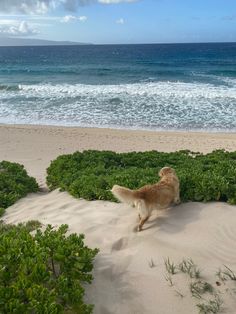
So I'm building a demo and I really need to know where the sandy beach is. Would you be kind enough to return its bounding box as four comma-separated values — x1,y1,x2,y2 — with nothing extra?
1,124,236,187
1,124,236,314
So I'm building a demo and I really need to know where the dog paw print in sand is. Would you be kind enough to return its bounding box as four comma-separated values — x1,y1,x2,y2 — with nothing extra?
111,237,129,251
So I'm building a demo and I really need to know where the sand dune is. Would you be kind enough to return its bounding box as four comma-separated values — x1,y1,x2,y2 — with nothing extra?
3,190,236,314
1,124,236,313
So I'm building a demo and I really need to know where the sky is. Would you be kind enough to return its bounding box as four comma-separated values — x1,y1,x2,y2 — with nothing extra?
0,0,235,44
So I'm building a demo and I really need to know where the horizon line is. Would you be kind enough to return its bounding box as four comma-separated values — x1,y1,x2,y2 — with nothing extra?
0,40,236,48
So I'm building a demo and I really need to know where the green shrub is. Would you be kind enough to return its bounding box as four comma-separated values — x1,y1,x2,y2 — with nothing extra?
0,161,39,209
0,221,98,313
0,208,5,217
46,149,236,204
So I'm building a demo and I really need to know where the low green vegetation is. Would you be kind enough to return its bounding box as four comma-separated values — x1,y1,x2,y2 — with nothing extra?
0,207,5,217
0,161,39,210
163,257,236,314
0,161,98,313
47,149,236,204
0,221,98,313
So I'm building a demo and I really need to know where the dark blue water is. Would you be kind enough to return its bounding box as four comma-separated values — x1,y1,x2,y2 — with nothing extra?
0,43,236,131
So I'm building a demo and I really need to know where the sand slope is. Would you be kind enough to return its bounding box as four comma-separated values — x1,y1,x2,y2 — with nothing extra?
3,190,236,314
2,124,236,313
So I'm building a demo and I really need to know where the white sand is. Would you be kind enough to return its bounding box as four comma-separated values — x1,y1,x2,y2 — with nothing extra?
4,190,236,314
1,124,236,313
1,124,236,188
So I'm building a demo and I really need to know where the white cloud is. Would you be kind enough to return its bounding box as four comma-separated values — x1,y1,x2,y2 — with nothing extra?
0,20,39,36
78,15,87,22
0,0,139,14
0,1,54,14
61,15,87,22
116,18,124,24
61,15,77,22
0,19,19,25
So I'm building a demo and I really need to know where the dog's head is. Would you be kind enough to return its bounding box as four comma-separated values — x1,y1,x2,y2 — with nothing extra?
159,167,176,177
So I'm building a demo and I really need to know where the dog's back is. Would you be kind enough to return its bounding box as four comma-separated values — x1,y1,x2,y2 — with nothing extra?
136,183,175,208
112,182,175,208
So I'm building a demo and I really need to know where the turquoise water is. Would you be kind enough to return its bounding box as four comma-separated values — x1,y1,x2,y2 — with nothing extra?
0,43,236,131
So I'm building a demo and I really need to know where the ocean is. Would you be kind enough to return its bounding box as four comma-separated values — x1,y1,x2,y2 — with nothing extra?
0,43,236,132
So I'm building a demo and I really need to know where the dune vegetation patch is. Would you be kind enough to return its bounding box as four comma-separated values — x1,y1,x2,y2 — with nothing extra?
0,221,98,313
0,161,39,214
0,161,98,313
47,149,236,204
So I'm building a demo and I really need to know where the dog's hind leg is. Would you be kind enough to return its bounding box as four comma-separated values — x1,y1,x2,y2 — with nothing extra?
136,200,149,232
174,186,180,204
174,192,180,204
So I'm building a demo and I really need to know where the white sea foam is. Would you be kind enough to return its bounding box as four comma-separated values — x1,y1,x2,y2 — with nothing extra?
16,80,236,98
1,81,236,131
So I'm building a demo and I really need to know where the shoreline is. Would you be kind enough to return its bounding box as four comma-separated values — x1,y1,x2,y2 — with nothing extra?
1,123,236,187
2,122,236,134
2,122,236,135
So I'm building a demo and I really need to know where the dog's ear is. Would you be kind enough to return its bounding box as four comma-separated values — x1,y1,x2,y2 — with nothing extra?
159,167,175,176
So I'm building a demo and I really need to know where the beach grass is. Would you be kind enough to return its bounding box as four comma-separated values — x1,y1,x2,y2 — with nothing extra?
164,257,178,275
216,265,236,282
197,295,223,314
179,258,201,279
162,257,233,314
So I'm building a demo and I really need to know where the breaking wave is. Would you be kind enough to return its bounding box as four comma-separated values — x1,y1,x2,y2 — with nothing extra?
1,80,236,131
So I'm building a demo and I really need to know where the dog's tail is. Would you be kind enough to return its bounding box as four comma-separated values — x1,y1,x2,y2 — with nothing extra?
111,185,138,206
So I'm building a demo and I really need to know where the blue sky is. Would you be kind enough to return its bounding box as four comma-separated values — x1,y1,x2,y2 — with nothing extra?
0,0,235,44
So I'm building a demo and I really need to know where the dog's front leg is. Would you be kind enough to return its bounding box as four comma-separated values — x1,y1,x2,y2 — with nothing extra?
138,216,149,232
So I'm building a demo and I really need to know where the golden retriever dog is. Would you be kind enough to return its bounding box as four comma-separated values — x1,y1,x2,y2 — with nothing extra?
111,167,180,231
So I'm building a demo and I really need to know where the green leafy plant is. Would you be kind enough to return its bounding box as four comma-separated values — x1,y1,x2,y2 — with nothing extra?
46,149,236,204
0,221,98,313
0,161,39,209
0,207,5,217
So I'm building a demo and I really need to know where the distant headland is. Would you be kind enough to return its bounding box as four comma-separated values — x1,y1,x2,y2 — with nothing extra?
0,37,91,47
